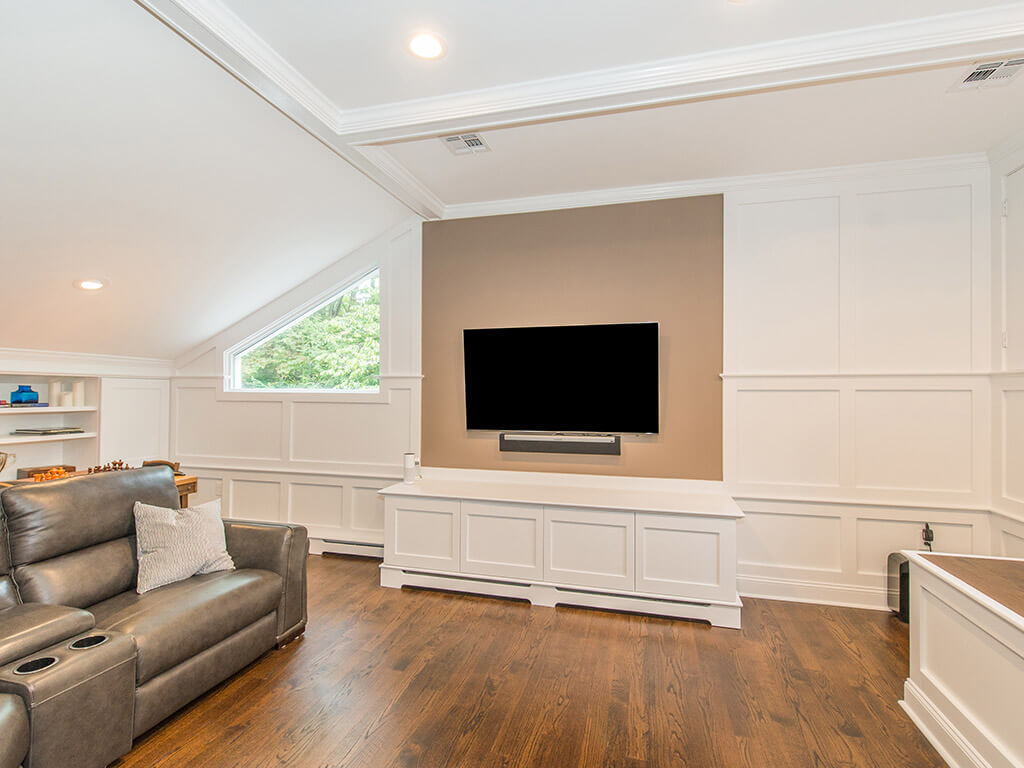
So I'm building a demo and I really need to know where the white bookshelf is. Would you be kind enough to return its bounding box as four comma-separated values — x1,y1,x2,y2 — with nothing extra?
0,432,99,446
0,374,100,481
0,406,97,415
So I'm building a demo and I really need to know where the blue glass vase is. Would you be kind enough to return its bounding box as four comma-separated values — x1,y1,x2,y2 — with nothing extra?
11,385,39,405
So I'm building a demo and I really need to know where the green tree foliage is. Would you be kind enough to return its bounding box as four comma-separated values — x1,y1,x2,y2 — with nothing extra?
239,271,380,391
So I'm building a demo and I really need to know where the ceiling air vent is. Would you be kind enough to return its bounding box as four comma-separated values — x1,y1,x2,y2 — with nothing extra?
952,59,1024,90
440,133,491,155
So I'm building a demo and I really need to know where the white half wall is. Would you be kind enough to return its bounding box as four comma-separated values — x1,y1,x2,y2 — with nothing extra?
171,219,422,549
724,156,995,608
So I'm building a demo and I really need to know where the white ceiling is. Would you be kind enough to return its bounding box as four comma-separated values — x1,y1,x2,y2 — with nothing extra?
0,1,409,359
386,64,1024,204
4,0,1024,362
218,0,1014,109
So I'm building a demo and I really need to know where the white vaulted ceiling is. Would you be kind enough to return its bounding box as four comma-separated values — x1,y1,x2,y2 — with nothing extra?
3,0,1024,359
0,1,409,359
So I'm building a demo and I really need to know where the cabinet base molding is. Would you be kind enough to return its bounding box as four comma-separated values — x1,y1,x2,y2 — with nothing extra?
380,564,743,629
900,680,988,768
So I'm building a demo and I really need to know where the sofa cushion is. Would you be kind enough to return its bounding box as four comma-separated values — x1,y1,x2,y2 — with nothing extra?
0,694,28,768
2,467,179,566
0,603,95,666
13,537,137,608
88,569,281,684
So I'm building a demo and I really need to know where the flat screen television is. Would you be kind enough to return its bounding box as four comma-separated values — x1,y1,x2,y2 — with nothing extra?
463,322,659,434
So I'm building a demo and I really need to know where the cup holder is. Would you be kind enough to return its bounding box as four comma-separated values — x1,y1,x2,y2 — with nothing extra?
14,657,58,675
69,634,108,651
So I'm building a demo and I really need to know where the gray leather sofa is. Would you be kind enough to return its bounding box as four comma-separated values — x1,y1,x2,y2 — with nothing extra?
0,466,308,768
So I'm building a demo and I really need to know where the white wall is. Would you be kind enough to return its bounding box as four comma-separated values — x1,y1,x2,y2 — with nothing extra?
990,132,1024,556
171,220,422,549
723,155,994,607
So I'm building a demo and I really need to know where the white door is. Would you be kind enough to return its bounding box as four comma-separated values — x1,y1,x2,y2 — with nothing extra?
635,514,737,602
461,501,543,580
543,507,634,591
384,497,460,571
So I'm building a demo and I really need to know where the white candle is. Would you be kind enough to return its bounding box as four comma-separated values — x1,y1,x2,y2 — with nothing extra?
48,382,61,407
72,381,86,407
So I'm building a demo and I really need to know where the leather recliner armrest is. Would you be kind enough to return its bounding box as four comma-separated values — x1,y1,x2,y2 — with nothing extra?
0,604,95,667
223,520,308,647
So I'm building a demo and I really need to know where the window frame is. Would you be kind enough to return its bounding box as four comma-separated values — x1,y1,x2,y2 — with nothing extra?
224,267,383,395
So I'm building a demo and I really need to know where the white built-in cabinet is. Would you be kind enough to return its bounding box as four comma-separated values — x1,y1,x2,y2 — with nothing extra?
381,469,743,628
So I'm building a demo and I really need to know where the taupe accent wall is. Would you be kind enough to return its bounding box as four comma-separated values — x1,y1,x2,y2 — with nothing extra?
421,195,723,480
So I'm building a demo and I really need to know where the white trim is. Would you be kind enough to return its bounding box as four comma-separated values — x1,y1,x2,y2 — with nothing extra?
442,153,990,220
738,574,889,611
310,539,384,558
901,680,989,768
338,4,1024,138
0,348,174,378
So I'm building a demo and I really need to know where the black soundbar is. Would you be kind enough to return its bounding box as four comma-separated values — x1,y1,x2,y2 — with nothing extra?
498,433,621,456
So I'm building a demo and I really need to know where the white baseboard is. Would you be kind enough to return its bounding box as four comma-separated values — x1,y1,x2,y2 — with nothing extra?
738,574,889,611
901,679,989,768
309,538,384,558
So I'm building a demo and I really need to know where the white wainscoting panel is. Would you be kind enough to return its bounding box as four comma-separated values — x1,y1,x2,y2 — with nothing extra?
99,377,169,465
738,508,842,574
734,389,840,487
854,518,973,577
174,385,283,461
229,478,282,522
290,387,415,466
736,499,990,609
183,466,394,546
725,376,990,509
171,376,420,477
992,374,1024,528
727,196,840,372
851,186,973,373
853,389,974,493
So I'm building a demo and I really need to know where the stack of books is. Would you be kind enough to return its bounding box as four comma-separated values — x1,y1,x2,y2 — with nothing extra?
11,427,85,436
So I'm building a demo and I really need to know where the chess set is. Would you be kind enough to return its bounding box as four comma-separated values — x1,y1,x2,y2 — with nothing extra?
87,460,133,474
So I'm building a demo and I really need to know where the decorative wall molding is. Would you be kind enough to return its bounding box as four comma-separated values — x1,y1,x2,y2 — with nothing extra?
443,153,989,220
0,347,175,378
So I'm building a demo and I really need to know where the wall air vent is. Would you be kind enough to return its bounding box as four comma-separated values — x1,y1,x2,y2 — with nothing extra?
440,133,491,155
952,59,1024,90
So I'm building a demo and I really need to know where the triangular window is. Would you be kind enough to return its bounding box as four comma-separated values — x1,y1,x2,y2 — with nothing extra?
230,270,380,392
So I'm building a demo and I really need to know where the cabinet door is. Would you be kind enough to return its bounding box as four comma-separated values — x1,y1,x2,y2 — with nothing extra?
461,501,543,580
544,507,634,591
384,497,460,571
635,514,737,602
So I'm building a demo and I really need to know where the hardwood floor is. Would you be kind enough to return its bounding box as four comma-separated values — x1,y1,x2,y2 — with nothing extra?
116,554,943,768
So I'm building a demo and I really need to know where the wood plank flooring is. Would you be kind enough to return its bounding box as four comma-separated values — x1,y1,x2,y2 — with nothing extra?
115,554,943,768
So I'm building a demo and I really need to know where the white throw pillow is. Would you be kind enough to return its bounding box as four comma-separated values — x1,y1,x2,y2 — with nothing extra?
133,498,235,594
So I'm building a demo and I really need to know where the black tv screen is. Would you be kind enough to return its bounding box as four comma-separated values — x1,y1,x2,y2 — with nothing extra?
463,322,659,434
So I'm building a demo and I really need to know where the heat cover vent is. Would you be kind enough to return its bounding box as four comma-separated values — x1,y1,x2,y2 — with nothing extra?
953,59,1024,90
441,133,491,155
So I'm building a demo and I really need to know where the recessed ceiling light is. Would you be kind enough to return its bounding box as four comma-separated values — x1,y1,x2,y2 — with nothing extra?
74,279,106,291
409,32,446,60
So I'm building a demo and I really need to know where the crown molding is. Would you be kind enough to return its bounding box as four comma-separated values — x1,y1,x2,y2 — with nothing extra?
339,3,1024,141
441,153,990,220
0,348,176,378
